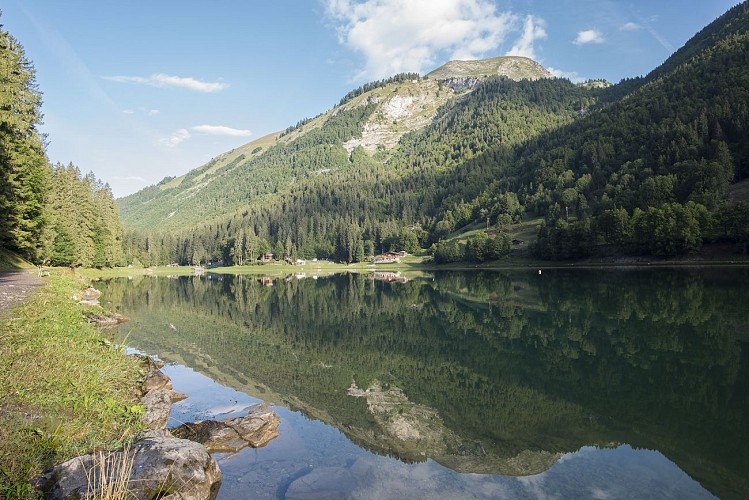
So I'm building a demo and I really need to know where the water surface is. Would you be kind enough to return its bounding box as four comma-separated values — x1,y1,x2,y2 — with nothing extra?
98,268,749,499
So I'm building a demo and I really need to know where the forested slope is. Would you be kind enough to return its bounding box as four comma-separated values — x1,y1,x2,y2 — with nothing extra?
120,2,749,265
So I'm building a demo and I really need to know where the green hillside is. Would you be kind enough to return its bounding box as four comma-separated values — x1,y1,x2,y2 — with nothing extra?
119,2,749,266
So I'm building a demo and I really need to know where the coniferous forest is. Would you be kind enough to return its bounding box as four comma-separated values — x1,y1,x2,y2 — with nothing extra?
0,22,123,267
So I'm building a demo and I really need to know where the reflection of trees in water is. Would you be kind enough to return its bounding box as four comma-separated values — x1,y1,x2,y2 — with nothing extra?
99,269,749,498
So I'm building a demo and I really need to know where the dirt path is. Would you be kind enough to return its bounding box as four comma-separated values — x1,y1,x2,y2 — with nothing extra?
0,270,44,317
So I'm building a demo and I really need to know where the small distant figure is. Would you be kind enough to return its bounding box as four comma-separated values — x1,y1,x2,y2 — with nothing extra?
538,269,542,275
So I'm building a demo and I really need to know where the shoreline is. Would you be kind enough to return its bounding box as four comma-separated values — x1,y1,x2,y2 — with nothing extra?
76,254,749,280
0,270,146,496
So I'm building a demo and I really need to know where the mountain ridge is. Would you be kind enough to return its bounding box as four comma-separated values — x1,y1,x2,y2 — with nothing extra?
119,2,749,265
427,55,553,81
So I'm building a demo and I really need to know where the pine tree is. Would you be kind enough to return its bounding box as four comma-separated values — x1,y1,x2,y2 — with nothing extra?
0,22,49,260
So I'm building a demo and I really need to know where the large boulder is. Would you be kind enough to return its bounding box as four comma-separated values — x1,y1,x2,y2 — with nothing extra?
172,402,280,452
34,430,221,499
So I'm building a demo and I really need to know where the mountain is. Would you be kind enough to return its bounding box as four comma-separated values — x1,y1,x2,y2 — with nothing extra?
118,57,553,235
426,55,552,81
119,2,749,265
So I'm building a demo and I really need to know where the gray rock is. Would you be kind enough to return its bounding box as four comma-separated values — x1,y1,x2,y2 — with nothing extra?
172,402,280,452
141,388,174,430
34,430,221,499
78,287,102,306
142,364,173,394
83,311,129,327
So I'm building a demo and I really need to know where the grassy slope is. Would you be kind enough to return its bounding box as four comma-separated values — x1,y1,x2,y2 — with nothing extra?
0,248,33,271
0,271,144,496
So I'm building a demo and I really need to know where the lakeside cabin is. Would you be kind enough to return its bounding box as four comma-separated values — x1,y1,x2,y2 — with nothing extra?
259,252,275,263
372,251,407,264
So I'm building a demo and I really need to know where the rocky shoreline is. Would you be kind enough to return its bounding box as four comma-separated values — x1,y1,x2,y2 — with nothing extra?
34,352,280,499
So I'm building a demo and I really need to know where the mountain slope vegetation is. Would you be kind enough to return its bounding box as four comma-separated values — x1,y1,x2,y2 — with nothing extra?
120,3,749,266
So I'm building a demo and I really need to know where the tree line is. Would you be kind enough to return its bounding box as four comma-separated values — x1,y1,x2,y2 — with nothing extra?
0,20,123,267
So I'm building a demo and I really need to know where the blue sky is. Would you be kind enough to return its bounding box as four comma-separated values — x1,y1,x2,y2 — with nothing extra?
1,0,741,197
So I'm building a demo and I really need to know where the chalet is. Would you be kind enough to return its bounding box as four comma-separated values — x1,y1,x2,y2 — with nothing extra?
259,252,275,262
373,252,401,264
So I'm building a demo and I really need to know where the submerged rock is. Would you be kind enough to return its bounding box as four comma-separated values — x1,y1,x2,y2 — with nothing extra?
78,287,102,306
83,311,129,327
284,466,358,500
34,430,221,499
172,402,280,452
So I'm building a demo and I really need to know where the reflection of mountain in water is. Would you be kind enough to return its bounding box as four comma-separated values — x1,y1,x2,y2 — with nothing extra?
98,269,749,499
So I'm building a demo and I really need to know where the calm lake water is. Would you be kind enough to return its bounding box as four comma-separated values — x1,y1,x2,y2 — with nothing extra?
97,268,749,499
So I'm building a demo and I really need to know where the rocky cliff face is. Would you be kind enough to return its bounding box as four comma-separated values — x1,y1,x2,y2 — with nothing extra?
342,78,452,153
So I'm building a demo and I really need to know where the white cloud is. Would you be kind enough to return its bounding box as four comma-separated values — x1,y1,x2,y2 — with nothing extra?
506,15,547,60
159,125,252,148
159,129,191,147
326,0,516,80
619,22,641,31
112,175,146,182
191,125,252,137
103,73,229,93
547,67,585,83
574,29,604,45
123,108,161,116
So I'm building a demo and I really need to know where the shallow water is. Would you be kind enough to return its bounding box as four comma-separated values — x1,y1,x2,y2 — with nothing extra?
99,268,749,499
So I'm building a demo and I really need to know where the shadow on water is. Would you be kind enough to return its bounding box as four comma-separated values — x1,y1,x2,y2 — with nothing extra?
98,268,749,499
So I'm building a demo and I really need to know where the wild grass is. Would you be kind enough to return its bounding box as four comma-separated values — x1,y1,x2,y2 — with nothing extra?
85,448,135,499
0,270,145,496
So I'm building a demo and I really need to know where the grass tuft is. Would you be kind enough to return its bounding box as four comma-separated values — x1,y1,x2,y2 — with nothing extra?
0,270,144,496
85,448,136,499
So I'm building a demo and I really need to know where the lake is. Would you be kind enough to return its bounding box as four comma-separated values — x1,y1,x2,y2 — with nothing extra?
96,268,749,499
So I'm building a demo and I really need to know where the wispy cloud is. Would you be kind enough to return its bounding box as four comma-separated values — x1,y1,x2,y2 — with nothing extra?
574,29,605,45
547,67,585,83
123,108,161,116
104,73,229,93
112,175,146,182
191,125,252,137
506,15,547,60
159,124,252,148
641,23,674,53
619,22,641,31
325,0,516,80
159,129,191,147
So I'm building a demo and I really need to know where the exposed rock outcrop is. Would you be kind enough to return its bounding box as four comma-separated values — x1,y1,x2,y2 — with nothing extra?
171,402,280,452
34,430,222,500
